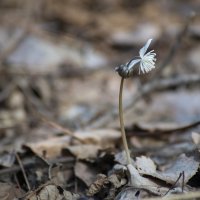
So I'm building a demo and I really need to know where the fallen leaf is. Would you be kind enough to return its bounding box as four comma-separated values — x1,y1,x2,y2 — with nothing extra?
191,132,200,145
0,182,24,199
27,184,79,200
25,136,71,158
0,152,15,167
115,151,135,166
136,156,156,175
26,129,120,159
67,144,100,159
115,187,140,200
127,164,182,196
87,173,125,198
136,154,199,184
87,174,108,196
75,161,97,186
74,129,121,148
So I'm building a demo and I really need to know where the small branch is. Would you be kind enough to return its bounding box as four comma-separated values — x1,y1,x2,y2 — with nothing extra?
0,30,28,66
0,156,74,177
119,78,132,165
15,152,31,191
144,191,200,200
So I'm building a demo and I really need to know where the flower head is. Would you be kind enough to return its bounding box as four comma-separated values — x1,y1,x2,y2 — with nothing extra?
115,39,156,78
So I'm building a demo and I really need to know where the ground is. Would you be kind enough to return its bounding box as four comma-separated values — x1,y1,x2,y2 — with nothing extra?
0,0,200,199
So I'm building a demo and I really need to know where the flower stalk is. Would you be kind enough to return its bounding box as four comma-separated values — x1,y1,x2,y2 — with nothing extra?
119,77,132,165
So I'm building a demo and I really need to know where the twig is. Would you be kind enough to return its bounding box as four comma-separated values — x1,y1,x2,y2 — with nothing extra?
182,171,185,193
15,152,31,191
0,156,74,177
0,30,28,65
36,113,87,143
144,191,200,200
39,115,72,136
164,171,184,196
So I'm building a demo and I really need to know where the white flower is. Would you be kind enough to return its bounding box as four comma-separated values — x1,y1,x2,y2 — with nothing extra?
115,39,156,78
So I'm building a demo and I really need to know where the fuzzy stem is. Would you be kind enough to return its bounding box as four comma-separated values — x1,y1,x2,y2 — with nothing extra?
119,77,132,165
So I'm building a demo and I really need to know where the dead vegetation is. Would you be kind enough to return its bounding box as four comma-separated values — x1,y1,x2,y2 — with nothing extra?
0,0,200,199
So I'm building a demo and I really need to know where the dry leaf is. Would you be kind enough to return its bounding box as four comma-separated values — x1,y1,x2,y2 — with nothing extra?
115,151,135,165
74,129,121,148
26,136,71,158
115,187,140,200
67,144,100,159
87,173,125,198
0,182,24,199
87,174,108,196
191,132,200,145
75,161,97,186
127,164,181,196
135,154,199,184
136,156,156,174
27,184,79,200
0,152,15,167
25,129,120,159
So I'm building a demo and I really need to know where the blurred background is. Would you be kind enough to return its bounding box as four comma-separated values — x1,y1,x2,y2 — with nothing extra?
0,0,200,149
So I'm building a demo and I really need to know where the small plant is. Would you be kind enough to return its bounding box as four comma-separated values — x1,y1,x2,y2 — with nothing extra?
115,39,156,165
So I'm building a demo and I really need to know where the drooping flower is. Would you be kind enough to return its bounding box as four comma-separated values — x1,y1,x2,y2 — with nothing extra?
115,39,156,78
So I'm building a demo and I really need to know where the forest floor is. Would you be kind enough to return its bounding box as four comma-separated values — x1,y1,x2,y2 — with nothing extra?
0,0,200,199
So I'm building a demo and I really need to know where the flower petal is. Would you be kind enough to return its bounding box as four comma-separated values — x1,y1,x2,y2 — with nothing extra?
127,58,141,70
139,39,153,58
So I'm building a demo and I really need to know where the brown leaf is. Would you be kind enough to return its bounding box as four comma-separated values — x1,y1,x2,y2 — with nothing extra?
75,161,97,187
74,129,121,148
27,184,79,200
0,182,24,199
67,144,100,159
26,136,71,158
26,129,120,159
87,174,108,196
87,173,124,198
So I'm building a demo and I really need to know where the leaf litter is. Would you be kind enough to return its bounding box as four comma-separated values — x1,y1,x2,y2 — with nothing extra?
0,0,200,199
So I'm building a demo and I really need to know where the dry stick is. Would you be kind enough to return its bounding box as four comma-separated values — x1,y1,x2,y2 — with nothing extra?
0,156,74,177
144,191,200,200
0,30,28,65
164,171,184,196
36,113,86,143
15,152,31,191
182,171,185,193
119,78,131,165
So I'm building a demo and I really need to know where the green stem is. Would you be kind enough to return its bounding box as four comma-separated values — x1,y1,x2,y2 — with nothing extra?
119,77,132,165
